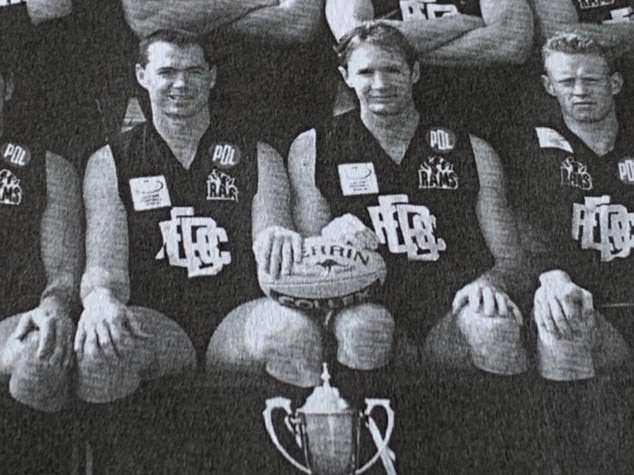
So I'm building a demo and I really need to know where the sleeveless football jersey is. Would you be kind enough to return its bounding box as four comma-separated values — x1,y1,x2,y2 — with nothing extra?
0,137,47,318
315,112,493,341
112,120,261,354
571,0,634,24
510,121,634,305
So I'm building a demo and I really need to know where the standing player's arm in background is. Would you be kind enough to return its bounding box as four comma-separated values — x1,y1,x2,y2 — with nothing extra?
326,0,482,54
418,0,534,66
16,152,82,366
25,0,72,24
325,0,374,41
253,142,303,278
224,0,324,44
532,0,634,56
287,129,332,238
121,0,279,38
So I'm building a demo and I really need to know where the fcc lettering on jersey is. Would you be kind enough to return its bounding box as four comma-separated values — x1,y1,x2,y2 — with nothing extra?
0,169,22,206
155,207,231,278
572,196,634,262
560,157,593,190
368,194,446,261
400,0,459,20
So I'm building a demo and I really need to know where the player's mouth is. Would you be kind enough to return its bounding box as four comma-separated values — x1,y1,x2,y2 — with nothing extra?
169,94,194,101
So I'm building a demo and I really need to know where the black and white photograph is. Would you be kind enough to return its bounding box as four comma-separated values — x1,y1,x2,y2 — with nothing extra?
1,1,634,473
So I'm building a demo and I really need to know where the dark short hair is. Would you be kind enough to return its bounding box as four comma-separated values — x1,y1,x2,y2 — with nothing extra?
137,29,214,67
336,22,418,71
542,32,616,74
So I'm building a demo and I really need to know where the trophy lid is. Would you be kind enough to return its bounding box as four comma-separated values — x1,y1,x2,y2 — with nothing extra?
299,364,350,414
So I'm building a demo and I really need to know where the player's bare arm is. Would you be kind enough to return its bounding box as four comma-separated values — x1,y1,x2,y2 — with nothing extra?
252,142,302,278
14,152,81,367
25,0,72,24
287,129,333,238
326,0,482,55
121,0,278,37
77,146,145,361
226,0,324,44
420,0,534,66
453,135,524,322
532,0,634,56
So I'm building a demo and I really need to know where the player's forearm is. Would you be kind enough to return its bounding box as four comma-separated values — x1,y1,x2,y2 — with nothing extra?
326,0,374,41
227,0,324,44
40,154,82,314
121,0,278,37
253,142,295,240
26,0,72,25
540,21,634,56
421,1,533,66
83,148,131,303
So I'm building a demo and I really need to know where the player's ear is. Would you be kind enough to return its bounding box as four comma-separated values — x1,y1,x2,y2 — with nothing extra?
541,74,556,97
339,66,352,87
3,73,13,102
136,64,148,91
208,64,217,90
609,71,623,96
411,61,420,84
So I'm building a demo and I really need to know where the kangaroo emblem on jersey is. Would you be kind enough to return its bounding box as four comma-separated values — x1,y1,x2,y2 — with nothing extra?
0,169,22,206
206,169,239,202
418,156,459,190
560,157,593,190
1,143,31,167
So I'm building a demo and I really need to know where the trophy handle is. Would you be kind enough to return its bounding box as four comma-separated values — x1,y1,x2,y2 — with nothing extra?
356,398,396,475
263,397,311,474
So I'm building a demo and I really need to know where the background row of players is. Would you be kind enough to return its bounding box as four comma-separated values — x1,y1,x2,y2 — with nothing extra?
2,0,634,171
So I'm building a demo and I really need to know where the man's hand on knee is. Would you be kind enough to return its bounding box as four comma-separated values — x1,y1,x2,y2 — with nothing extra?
13,300,75,368
534,270,595,342
453,279,522,324
75,289,149,362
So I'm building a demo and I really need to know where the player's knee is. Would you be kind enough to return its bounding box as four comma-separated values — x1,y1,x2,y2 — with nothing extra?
76,352,142,404
332,303,395,370
209,299,323,387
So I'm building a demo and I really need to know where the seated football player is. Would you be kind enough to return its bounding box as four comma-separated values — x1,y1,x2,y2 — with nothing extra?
212,22,539,473
508,32,634,473
0,58,82,472
325,0,534,141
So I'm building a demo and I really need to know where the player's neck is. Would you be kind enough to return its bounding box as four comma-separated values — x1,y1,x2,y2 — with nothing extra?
361,106,419,140
152,108,210,169
564,111,618,157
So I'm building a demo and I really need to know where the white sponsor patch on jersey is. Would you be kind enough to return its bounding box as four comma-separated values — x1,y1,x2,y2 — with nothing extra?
400,0,459,20
0,169,22,206
618,157,634,184
1,143,31,167
129,175,171,211
338,162,379,196
155,207,231,278
535,127,574,153
577,0,615,9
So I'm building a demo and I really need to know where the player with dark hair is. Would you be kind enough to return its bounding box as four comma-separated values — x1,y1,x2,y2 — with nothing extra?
509,32,634,473
0,58,82,472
